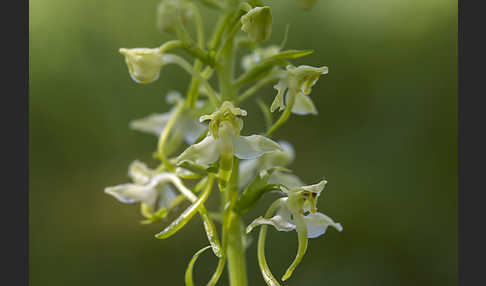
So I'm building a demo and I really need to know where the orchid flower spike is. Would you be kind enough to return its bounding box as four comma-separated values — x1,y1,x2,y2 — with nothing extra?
104,160,186,223
247,179,343,282
119,47,164,84
175,101,282,183
271,64,328,115
130,91,207,151
238,141,303,189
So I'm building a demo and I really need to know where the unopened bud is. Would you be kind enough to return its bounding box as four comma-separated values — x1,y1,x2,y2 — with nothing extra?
119,48,164,84
241,6,272,42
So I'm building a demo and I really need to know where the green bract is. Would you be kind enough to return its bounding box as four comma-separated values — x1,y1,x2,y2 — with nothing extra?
119,47,164,84
241,6,273,42
108,2,343,285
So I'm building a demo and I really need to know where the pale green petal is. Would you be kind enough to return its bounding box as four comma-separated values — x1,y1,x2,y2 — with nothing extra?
247,205,295,233
301,179,327,195
128,160,154,185
218,122,235,182
268,171,303,190
176,136,221,165
282,214,308,281
270,81,287,112
238,158,261,189
129,112,172,136
155,184,177,210
104,183,155,205
303,212,343,238
290,93,318,115
233,135,282,160
178,111,208,144
262,140,295,168
165,90,183,104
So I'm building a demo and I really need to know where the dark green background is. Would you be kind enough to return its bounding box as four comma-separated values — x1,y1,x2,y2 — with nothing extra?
30,0,457,285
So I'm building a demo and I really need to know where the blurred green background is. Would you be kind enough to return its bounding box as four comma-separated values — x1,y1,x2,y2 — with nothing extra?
29,0,457,285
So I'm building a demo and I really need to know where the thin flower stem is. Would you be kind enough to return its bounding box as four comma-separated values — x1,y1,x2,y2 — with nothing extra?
266,91,296,137
163,54,220,107
236,74,279,104
156,101,185,172
185,4,205,109
158,40,217,68
257,198,285,286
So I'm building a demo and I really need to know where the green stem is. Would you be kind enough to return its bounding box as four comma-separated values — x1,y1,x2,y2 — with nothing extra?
236,74,279,104
226,211,248,286
156,101,185,171
218,35,236,101
162,54,220,107
158,40,217,68
185,4,205,109
219,158,248,286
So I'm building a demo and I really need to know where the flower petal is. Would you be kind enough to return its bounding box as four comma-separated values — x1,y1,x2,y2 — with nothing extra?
301,179,327,195
176,136,221,165
303,212,343,238
238,158,261,189
247,205,296,233
128,160,154,185
246,215,295,234
104,183,155,205
270,81,287,112
129,112,172,136
282,214,308,281
290,93,318,115
155,184,177,210
178,111,208,144
233,135,282,160
268,171,304,190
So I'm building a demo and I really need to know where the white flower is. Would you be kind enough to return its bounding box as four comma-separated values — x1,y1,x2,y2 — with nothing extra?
247,179,342,281
175,101,282,182
271,64,328,115
238,141,303,189
119,47,164,84
129,91,207,145
104,160,181,222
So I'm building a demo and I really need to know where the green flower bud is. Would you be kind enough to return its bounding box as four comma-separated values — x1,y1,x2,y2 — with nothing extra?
119,47,164,84
241,6,272,42
298,0,318,10
156,0,193,33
